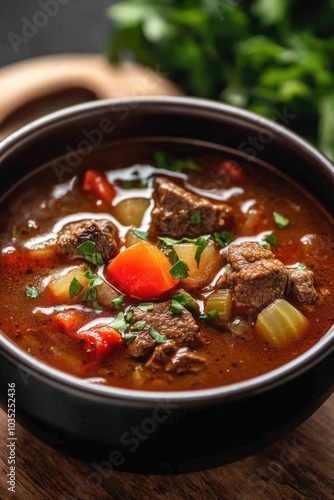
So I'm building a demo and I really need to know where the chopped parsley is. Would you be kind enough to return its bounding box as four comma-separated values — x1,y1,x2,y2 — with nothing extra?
273,211,290,229
190,211,201,225
259,241,271,250
77,338,85,346
125,305,135,323
296,262,307,271
112,295,125,309
110,312,128,335
133,320,146,331
214,231,233,248
138,302,154,312
154,151,200,173
169,259,189,279
171,299,184,314
77,240,104,267
132,229,148,241
124,333,137,344
121,179,148,189
25,286,40,299
172,291,197,313
200,310,219,322
69,278,83,299
80,270,103,303
263,233,279,247
158,234,210,265
193,235,210,264
149,327,168,343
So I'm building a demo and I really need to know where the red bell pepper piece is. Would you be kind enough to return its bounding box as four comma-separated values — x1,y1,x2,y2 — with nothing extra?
82,169,116,204
218,160,245,183
77,324,123,359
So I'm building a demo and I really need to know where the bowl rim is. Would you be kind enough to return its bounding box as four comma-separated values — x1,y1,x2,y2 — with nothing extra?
0,95,334,405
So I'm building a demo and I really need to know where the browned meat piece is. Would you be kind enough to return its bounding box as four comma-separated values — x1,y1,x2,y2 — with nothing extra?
145,341,178,369
145,342,205,374
288,269,318,304
149,177,232,239
217,241,291,311
129,300,202,358
165,347,206,374
56,219,118,262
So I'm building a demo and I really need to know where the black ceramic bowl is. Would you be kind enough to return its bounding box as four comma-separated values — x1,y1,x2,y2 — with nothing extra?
0,97,333,474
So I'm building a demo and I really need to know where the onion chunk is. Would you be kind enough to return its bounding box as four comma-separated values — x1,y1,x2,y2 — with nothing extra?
255,298,309,346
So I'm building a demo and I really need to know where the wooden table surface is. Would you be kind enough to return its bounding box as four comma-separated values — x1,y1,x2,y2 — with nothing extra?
0,394,333,500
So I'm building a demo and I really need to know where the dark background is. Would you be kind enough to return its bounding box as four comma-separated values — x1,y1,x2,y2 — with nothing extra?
0,0,115,67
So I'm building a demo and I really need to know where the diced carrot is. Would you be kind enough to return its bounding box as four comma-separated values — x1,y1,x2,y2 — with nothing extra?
105,240,179,300
53,309,85,335
218,160,244,183
76,324,123,359
82,169,116,204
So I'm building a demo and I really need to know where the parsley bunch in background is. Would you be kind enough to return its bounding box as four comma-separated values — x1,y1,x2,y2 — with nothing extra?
105,0,334,160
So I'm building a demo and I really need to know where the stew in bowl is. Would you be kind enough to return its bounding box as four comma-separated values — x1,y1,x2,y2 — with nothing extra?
0,139,333,392
0,97,333,473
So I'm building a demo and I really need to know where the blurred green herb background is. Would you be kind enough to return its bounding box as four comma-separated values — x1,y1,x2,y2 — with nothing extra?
106,0,334,160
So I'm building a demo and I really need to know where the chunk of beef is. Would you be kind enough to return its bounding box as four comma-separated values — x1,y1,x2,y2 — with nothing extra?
165,347,206,374
288,269,318,304
145,341,177,369
128,300,202,358
145,342,206,374
217,241,291,311
149,177,232,239
56,219,118,263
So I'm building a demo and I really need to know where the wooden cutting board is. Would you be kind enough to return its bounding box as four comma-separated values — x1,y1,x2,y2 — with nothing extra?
0,54,183,141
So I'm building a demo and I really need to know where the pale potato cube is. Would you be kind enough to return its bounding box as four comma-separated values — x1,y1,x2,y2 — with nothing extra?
113,198,150,226
173,242,222,289
48,265,90,304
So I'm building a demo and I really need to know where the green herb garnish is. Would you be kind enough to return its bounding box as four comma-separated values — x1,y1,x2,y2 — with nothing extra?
80,270,103,303
69,278,83,299
132,230,149,241
153,151,200,172
133,320,146,331
296,262,307,271
190,211,201,225
107,3,334,161
110,312,128,335
172,291,197,313
124,333,137,344
149,327,168,344
26,286,40,299
121,179,148,189
138,302,154,312
158,234,210,265
263,234,279,247
77,240,104,267
214,231,233,248
199,310,219,322
193,235,210,265
125,305,135,323
169,259,189,279
273,212,290,229
78,338,85,346
171,299,184,314
112,295,125,309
